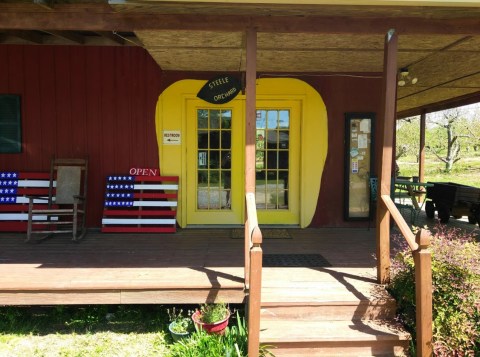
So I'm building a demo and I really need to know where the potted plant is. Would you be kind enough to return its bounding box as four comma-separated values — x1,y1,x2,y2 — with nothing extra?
191,302,230,335
168,307,194,341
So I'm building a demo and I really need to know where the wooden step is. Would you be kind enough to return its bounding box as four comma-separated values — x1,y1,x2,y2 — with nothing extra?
261,299,396,321
260,318,411,357
259,267,410,356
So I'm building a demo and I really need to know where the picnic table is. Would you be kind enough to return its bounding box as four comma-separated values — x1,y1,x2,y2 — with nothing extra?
394,179,433,211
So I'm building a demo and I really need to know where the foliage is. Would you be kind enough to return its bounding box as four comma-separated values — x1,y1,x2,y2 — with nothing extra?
167,311,275,357
167,307,194,334
388,224,480,356
197,302,229,324
397,105,480,174
396,117,420,160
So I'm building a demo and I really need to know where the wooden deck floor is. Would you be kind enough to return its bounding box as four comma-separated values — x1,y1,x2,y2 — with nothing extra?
0,227,378,305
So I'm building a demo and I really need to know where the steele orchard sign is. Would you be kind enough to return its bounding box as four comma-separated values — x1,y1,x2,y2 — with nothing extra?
197,75,242,104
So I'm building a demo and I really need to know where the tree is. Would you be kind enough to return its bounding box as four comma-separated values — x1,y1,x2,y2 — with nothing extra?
426,107,471,172
396,116,420,161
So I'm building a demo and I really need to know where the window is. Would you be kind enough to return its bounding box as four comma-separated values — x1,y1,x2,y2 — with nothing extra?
0,95,22,153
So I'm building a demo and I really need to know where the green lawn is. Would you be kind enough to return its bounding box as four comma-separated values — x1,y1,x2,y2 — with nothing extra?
0,305,252,357
397,154,480,188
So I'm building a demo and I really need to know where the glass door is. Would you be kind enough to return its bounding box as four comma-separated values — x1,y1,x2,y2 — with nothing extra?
186,99,300,226
256,101,300,225
186,101,243,225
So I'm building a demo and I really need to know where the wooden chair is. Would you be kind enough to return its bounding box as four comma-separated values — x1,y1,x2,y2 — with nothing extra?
26,158,88,242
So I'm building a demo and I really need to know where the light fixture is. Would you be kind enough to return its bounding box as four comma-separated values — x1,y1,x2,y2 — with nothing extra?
397,67,418,87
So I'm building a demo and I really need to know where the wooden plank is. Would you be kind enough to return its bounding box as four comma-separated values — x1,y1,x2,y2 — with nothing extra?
0,291,122,305
0,171,56,232
120,289,245,304
1,10,480,35
102,174,178,233
376,30,398,284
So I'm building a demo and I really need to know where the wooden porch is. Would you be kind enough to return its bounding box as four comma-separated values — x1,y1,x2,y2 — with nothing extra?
0,227,411,356
0,227,379,306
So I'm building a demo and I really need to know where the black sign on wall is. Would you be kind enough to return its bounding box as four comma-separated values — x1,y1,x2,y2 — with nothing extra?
197,75,242,104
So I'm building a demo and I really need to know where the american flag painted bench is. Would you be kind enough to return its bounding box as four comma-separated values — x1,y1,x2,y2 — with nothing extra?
101,175,178,233
0,172,57,232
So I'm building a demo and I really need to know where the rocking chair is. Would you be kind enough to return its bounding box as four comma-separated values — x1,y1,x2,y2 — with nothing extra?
26,158,88,242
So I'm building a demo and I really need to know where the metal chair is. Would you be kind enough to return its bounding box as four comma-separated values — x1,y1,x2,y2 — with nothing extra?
26,158,88,242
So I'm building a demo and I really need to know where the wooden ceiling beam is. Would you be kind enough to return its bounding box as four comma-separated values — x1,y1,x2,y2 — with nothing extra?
96,31,125,45
42,30,84,44
398,91,480,118
3,30,43,44
0,12,480,35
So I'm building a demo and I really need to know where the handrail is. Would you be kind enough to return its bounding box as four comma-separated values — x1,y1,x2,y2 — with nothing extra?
380,194,432,356
245,192,263,357
381,195,418,251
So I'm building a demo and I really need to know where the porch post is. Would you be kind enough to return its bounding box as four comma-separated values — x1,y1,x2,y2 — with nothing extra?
376,29,398,284
419,110,426,182
245,27,262,357
244,27,257,287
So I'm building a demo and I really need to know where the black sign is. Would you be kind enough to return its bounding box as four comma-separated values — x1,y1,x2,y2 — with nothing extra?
197,75,241,104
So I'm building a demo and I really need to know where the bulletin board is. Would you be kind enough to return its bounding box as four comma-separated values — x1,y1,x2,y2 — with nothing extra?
344,113,375,220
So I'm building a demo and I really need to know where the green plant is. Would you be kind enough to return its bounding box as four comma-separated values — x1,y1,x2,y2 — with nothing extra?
167,311,275,357
389,223,480,356
198,302,229,324
168,307,194,334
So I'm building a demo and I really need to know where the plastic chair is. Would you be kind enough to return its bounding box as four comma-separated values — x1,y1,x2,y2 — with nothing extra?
26,158,88,242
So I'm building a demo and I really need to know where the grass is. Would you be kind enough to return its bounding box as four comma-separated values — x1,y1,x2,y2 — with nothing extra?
397,153,480,187
0,305,189,357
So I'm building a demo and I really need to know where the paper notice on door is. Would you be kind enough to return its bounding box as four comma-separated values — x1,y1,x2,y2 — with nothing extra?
358,134,368,149
352,159,359,174
360,119,371,133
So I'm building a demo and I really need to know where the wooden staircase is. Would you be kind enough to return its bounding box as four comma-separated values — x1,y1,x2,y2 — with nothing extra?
259,267,411,356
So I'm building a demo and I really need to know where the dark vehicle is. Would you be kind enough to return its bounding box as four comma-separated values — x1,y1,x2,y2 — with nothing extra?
425,182,480,224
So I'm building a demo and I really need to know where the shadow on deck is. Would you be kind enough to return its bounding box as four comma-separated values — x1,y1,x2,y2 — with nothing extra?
0,227,377,305
0,210,477,306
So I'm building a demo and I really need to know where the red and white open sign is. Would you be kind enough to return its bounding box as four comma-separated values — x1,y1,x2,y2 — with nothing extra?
129,168,159,176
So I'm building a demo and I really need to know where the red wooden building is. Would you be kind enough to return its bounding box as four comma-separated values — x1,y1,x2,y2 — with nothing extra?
1,1,479,355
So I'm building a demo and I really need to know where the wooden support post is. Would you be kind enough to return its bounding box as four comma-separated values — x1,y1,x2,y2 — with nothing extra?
248,229,262,357
244,27,257,288
413,230,433,357
419,110,426,183
376,29,398,284
244,27,262,357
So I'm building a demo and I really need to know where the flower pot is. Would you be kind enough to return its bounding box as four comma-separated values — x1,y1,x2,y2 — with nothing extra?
191,310,230,335
168,321,190,342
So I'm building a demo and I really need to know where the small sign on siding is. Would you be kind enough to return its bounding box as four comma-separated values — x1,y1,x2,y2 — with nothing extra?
163,130,181,145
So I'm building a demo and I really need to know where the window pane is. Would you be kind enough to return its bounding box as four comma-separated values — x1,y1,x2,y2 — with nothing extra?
221,110,232,129
198,131,208,149
198,109,208,129
210,130,220,149
210,110,220,129
0,95,21,153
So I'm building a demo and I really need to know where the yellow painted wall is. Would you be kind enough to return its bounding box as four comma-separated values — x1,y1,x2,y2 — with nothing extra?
155,78,328,228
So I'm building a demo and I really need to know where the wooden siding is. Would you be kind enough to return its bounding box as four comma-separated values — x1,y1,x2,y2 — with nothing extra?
0,45,162,227
0,45,383,229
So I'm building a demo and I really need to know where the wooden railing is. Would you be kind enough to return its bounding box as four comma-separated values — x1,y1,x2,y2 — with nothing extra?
381,194,433,357
245,192,263,357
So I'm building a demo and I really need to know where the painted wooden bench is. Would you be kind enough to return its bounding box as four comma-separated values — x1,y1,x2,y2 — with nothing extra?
0,171,56,232
101,175,178,233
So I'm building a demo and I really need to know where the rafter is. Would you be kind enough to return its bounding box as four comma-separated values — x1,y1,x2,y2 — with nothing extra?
0,12,480,35
42,30,84,44
95,31,125,45
3,30,43,44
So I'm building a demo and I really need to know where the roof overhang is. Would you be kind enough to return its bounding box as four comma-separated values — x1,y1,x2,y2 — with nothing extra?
0,0,479,115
